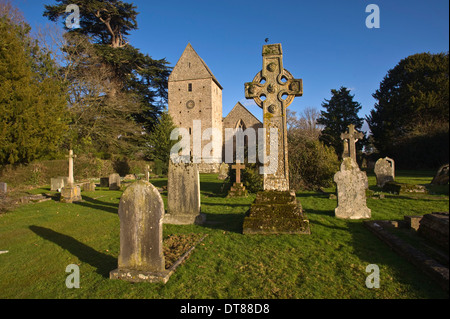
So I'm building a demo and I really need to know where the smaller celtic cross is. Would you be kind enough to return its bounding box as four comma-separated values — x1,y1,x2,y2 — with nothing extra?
341,124,363,164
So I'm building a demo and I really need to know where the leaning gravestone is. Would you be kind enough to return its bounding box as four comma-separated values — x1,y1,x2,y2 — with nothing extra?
110,180,168,283
165,160,203,224
374,157,395,187
431,164,449,185
109,173,121,190
334,157,371,219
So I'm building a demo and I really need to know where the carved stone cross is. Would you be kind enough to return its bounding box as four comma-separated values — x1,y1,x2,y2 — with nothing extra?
341,124,363,164
244,43,303,191
232,161,245,184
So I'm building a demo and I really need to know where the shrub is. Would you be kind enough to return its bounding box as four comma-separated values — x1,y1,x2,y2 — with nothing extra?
288,137,340,190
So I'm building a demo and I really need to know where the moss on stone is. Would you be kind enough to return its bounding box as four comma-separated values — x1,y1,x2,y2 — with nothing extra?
243,190,310,235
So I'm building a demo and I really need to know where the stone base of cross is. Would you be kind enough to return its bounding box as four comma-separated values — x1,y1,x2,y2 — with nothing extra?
60,184,82,203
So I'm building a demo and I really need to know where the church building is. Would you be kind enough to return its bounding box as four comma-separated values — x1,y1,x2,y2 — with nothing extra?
168,43,262,172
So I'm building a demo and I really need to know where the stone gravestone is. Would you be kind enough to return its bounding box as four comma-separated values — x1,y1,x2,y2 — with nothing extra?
51,176,68,191
60,150,82,203
0,182,7,195
242,43,310,234
431,163,449,185
227,161,248,197
341,124,363,165
51,177,64,191
217,162,229,180
81,182,96,192
334,157,371,219
374,157,395,187
110,180,168,283
165,160,204,225
109,173,121,190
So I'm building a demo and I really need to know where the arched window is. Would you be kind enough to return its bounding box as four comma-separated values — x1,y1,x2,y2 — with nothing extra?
235,119,247,131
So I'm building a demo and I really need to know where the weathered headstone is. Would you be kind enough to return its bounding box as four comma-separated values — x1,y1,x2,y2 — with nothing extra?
341,124,363,165
227,161,248,197
374,157,395,187
109,173,121,190
242,43,310,234
60,150,82,203
51,177,65,191
334,157,371,219
217,162,229,180
0,182,7,195
431,164,449,185
165,160,204,224
81,182,96,192
110,180,168,283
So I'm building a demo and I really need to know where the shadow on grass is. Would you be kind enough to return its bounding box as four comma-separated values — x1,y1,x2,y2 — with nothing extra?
29,226,116,278
203,202,251,208
149,179,167,188
201,181,229,198
202,213,245,234
73,195,119,214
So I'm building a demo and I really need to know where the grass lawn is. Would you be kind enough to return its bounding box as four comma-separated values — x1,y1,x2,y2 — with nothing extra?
0,171,448,299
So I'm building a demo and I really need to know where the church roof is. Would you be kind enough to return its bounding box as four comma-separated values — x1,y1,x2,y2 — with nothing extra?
169,43,223,90
224,102,262,125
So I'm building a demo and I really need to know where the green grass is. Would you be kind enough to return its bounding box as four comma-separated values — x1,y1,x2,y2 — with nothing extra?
0,172,448,299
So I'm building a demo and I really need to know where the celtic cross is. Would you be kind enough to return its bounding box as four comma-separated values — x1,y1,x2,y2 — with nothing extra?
244,44,303,191
341,124,363,164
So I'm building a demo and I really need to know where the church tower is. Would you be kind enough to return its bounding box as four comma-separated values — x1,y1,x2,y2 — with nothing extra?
168,43,223,172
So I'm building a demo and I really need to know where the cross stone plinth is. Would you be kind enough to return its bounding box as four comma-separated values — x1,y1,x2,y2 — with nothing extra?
245,43,303,191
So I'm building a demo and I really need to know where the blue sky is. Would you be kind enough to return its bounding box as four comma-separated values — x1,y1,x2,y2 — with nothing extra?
15,0,450,132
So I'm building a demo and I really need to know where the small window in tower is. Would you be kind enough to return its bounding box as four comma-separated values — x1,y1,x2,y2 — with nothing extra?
189,127,192,134
188,83,192,92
